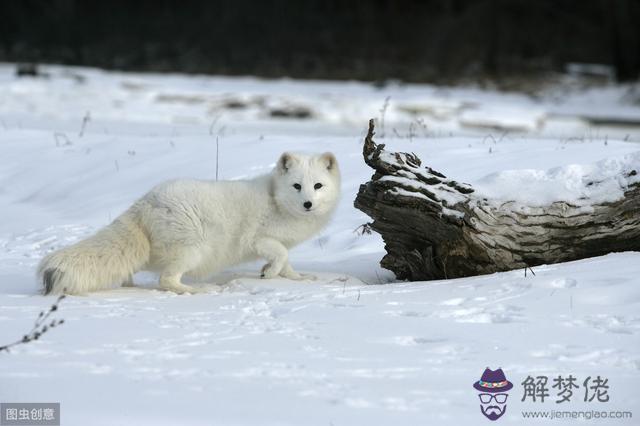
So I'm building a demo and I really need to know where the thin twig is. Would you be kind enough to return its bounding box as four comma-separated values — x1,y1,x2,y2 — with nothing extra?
353,223,372,235
79,111,91,137
209,115,221,135
0,294,66,353
378,96,390,138
215,136,220,181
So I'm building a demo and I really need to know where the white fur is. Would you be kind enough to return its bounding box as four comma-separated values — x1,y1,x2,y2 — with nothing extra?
37,152,340,295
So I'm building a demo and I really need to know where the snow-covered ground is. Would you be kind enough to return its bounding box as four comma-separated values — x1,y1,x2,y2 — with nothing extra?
0,64,639,425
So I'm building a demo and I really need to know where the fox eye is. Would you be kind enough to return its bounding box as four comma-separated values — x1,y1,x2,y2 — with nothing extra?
293,183,301,191
314,183,323,190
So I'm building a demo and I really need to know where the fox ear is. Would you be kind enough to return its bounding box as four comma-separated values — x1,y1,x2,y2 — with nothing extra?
319,152,337,172
277,152,294,174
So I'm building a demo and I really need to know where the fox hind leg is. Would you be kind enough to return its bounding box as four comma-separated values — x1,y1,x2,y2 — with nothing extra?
122,273,135,287
159,272,205,294
154,244,209,294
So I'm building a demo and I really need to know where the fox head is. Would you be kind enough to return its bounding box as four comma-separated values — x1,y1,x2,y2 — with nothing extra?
272,152,341,217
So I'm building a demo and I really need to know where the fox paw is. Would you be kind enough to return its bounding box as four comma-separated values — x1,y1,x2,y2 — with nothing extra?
260,263,278,279
284,271,317,281
160,283,206,294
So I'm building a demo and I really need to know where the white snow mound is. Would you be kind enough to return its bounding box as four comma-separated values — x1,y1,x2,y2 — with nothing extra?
474,151,640,206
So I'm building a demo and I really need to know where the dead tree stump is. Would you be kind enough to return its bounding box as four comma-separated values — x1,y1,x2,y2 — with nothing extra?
354,119,640,281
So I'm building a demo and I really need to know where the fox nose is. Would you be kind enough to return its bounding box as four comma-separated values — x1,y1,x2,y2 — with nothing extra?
303,201,312,210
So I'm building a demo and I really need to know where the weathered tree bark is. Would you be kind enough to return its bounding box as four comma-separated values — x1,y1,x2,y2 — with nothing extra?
354,119,640,281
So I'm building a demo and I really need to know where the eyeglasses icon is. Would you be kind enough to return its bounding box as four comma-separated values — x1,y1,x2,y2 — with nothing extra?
479,393,508,404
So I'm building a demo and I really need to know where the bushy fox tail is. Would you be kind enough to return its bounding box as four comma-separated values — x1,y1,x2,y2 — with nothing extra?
37,211,150,295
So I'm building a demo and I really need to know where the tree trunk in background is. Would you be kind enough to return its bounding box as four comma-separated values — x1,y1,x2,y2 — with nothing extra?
1,0,637,83
354,119,640,281
608,0,640,81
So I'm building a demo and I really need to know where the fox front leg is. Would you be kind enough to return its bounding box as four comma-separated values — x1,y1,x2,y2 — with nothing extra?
255,238,289,279
279,262,316,281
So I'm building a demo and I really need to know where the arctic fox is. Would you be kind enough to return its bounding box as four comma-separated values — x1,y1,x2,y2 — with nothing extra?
38,152,340,295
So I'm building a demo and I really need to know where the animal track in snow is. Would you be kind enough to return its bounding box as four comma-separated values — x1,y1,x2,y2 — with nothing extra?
0,224,94,267
562,314,640,335
545,278,578,288
530,343,639,370
433,304,525,324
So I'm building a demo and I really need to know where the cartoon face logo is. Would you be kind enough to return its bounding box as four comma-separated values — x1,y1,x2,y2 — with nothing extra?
473,367,513,421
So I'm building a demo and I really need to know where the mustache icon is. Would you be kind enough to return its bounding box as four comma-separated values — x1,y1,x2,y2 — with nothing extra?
481,404,507,421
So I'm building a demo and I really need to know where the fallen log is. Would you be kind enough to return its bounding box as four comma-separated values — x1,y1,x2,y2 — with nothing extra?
354,119,640,281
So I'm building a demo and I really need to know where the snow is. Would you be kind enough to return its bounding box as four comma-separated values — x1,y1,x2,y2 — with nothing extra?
459,105,546,132
0,64,639,425
474,152,640,206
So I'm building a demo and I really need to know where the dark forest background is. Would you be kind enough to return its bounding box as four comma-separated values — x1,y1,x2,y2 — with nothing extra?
1,0,639,83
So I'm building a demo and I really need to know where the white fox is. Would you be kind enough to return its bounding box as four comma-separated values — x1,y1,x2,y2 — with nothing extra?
38,152,340,295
